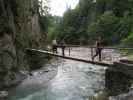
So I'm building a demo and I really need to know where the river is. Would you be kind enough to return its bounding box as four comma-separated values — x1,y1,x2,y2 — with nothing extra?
8,47,121,100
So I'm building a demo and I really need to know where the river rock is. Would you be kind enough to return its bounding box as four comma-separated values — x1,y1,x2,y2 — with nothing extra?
109,85,133,100
109,92,133,100
0,91,8,99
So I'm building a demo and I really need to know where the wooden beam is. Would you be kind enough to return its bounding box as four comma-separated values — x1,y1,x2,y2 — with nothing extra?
26,48,113,67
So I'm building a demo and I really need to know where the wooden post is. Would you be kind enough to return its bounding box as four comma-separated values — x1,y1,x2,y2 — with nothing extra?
69,48,71,56
91,47,93,61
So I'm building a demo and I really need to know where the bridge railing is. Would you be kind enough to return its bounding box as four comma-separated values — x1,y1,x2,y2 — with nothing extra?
26,45,133,67
52,45,133,62
60,45,133,50
26,45,133,65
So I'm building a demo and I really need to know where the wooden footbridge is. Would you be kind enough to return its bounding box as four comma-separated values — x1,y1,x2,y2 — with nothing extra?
26,48,112,67
26,46,133,67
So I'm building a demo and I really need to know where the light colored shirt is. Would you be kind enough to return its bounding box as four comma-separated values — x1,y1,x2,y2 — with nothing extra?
52,40,57,45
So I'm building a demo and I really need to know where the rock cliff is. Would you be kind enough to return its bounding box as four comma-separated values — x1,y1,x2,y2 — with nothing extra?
0,0,46,88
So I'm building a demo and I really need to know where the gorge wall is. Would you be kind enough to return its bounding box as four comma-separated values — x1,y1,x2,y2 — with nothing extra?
105,61,133,96
0,0,46,89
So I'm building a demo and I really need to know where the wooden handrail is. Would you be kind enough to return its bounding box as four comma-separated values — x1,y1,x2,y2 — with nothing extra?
56,45,133,50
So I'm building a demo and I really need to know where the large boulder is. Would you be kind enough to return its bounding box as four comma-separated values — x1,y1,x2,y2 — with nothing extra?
109,85,133,100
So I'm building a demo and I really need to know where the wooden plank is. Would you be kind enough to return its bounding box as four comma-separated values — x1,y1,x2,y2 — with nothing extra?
26,48,113,67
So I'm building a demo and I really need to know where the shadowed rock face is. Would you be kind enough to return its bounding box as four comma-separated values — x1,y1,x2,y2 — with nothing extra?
105,60,133,96
105,68,132,96
0,0,46,88
0,33,17,86
109,89,133,100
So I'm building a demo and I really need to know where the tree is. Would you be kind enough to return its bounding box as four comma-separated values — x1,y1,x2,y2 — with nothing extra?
88,11,120,44
38,0,50,33
47,0,133,46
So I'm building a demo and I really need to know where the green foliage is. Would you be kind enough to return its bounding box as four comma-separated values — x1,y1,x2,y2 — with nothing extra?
47,0,95,44
39,16,49,32
88,12,133,45
118,16,133,39
46,16,62,42
122,33,133,47
38,0,50,33
46,0,133,46
88,11,120,44
95,0,133,17
129,79,133,85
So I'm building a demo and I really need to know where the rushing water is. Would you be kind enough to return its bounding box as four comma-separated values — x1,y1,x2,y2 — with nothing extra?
9,47,108,100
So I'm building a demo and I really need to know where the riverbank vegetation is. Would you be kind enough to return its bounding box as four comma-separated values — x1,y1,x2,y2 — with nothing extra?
47,0,133,47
